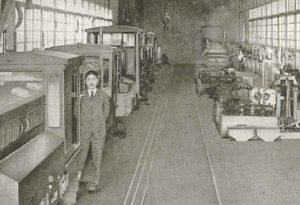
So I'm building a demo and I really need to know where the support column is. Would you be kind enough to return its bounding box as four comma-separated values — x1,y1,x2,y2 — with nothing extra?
293,86,298,120
6,0,15,51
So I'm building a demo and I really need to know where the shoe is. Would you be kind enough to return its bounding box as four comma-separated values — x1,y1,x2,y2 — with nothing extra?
87,184,97,194
87,189,97,194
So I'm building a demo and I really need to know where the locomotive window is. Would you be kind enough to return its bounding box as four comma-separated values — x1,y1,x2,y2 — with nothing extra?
103,33,122,46
121,52,126,75
0,71,44,112
80,72,85,94
123,34,135,47
48,75,61,127
103,59,110,88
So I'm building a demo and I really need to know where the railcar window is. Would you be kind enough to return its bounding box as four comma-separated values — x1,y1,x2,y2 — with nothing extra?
48,75,61,127
123,34,135,47
103,59,110,88
121,52,127,75
0,71,44,110
80,72,85,94
103,33,122,46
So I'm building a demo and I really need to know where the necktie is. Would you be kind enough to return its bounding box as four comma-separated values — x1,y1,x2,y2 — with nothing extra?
90,91,94,99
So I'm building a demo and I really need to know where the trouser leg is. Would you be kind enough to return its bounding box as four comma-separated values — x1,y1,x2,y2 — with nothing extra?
88,129,106,188
77,138,90,172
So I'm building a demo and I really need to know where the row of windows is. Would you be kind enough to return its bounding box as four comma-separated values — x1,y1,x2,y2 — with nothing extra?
12,0,113,52
248,14,300,50
249,0,300,20
19,0,112,18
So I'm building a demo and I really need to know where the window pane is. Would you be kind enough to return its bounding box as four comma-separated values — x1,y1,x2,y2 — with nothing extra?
102,59,110,88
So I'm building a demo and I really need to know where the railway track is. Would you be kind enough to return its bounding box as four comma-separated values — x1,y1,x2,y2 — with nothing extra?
124,67,222,205
123,68,170,205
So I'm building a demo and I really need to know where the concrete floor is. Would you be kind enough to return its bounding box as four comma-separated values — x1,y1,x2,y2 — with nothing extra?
73,65,300,205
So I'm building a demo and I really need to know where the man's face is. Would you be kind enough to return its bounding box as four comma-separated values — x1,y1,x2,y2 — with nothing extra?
85,74,99,90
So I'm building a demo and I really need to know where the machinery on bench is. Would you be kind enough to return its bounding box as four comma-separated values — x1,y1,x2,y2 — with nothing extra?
219,87,279,142
274,65,300,139
204,45,279,141
218,46,300,141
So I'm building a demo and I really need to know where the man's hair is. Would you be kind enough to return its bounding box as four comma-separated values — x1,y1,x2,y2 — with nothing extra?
85,70,99,79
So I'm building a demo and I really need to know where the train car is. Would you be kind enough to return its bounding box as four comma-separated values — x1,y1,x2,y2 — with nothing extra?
0,50,84,205
145,31,158,83
85,25,150,105
47,44,129,136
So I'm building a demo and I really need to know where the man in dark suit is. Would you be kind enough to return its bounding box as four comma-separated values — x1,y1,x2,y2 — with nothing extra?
78,70,110,194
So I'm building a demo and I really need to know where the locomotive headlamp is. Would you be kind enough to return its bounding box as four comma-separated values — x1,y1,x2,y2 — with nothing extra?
263,93,270,101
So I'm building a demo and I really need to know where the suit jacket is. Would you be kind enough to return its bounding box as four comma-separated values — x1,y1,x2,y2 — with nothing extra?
80,89,110,140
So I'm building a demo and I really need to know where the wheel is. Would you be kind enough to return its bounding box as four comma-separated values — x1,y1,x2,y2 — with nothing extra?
115,118,127,138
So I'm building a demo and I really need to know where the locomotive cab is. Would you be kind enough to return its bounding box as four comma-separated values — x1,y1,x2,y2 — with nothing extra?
0,50,84,205
47,44,128,136
86,25,149,108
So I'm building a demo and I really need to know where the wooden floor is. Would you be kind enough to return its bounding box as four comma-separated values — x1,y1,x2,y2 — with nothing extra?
72,65,300,205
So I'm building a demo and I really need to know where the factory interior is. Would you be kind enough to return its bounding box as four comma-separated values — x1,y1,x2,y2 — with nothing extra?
2,0,300,205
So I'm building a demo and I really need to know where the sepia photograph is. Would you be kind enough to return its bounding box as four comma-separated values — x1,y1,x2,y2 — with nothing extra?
0,0,299,205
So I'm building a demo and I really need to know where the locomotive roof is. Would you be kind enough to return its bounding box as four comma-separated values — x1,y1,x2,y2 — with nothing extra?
47,44,119,55
86,25,143,33
0,50,84,66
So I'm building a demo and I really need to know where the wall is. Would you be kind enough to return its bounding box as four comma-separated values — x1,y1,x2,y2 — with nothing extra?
118,0,143,27
143,0,238,64
1,0,118,52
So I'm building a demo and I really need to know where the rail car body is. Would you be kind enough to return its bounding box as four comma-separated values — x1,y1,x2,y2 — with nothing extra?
86,25,156,104
145,31,160,83
47,44,132,136
0,50,84,205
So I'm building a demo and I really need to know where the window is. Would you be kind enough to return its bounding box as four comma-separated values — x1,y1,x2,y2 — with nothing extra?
261,19,267,45
252,21,257,44
41,0,54,7
279,16,286,48
103,33,122,46
287,15,295,49
26,8,42,51
297,0,300,10
271,1,278,15
267,18,272,46
267,4,271,16
257,20,262,44
48,75,61,128
56,0,65,10
288,0,296,12
75,16,83,43
11,0,115,51
66,0,75,12
16,4,25,51
42,10,55,48
55,12,66,46
278,0,286,14
66,14,75,45
102,59,110,88
296,14,300,50
123,34,135,47
272,17,279,47
249,21,254,43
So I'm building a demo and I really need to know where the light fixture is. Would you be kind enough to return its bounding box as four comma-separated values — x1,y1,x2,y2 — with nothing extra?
220,0,225,8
